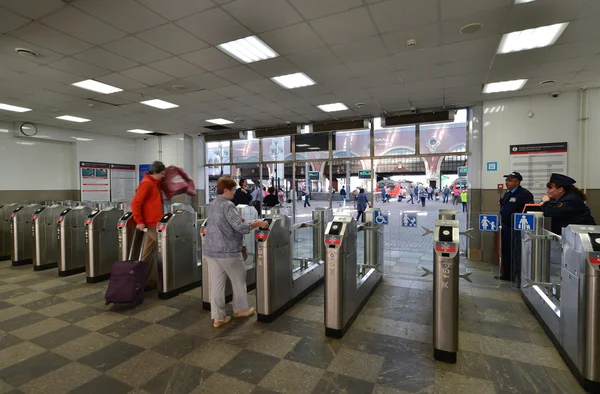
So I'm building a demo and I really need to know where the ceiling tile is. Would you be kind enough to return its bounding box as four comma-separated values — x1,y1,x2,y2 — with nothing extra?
73,0,167,33
392,47,443,70
444,72,487,89
577,0,600,19
368,84,405,99
558,16,600,45
11,22,93,56
523,72,577,87
571,70,600,83
261,90,301,102
441,8,509,45
292,84,333,98
0,35,64,66
223,0,302,33
332,36,389,63
441,0,510,20
176,7,251,45
212,98,242,109
399,65,443,83
491,48,549,69
443,57,492,76
287,48,342,70
442,35,500,63
288,0,363,20
181,47,240,71
180,73,231,89
486,63,539,81
75,48,139,72
104,36,171,64
356,72,401,89
26,66,81,84
234,95,273,106
239,79,284,94
403,78,444,93
382,24,440,55
259,23,326,56
96,73,148,90
136,23,209,55
47,57,110,78
137,0,216,21
248,57,298,78
277,98,311,109
0,7,30,33
310,8,378,46
544,39,600,62
121,66,175,86
215,66,267,84
148,57,204,78
212,85,253,98
346,56,395,78
504,0,587,32
369,0,438,34
585,55,600,70
41,6,127,45
537,57,595,75
1,0,65,19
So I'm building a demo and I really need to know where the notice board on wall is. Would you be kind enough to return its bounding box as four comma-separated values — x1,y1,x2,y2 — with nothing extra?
509,142,568,200
80,162,111,202
110,164,136,202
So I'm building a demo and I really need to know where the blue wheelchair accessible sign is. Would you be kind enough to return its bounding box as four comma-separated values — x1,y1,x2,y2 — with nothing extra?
478,214,498,232
401,213,417,227
374,211,389,225
514,214,535,232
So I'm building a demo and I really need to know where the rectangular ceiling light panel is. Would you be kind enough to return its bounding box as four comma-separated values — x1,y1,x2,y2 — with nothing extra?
271,72,316,89
514,0,535,3
140,99,179,109
206,118,234,125
482,79,527,93
127,129,154,134
56,115,91,123
0,103,32,112
317,103,349,112
497,23,569,54
72,79,123,94
217,35,279,64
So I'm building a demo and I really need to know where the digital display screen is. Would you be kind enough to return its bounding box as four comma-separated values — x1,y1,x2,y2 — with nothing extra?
359,170,372,179
309,171,319,180
294,133,335,152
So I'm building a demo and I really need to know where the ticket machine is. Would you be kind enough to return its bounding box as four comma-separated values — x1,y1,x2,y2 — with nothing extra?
0,203,18,260
157,209,201,299
10,204,41,266
32,204,64,271
85,207,123,283
58,205,93,276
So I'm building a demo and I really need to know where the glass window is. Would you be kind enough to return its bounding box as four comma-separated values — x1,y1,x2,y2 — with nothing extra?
419,109,467,154
205,141,231,182
373,118,416,156
232,138,260,163
294,133,330,160
333,129,370,158
261,136,291,162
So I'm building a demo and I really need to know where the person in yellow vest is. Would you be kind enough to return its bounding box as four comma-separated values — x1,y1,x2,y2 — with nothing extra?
460,189,468,213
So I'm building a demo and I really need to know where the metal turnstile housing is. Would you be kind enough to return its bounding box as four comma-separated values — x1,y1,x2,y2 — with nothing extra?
58,206,93,276
0,203,18,260
32,204,64,271
117,212,136,261
157,209,201,299
85,207,123,283
11,204,41,266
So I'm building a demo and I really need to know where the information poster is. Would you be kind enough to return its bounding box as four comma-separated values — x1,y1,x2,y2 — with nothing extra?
139,164,151,183
509,142,568,200
80,162,111,202
110,164,136,202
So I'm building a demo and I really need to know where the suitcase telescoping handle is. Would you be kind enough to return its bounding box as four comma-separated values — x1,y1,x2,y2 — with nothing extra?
128,228,148,261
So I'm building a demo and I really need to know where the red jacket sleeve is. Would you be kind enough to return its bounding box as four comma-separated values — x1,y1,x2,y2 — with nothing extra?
131,181,150,225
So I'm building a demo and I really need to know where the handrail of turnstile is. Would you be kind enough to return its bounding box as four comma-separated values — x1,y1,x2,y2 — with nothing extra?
291,220,319,231
522,231,561,242
421,226,474,239
356,223,366,232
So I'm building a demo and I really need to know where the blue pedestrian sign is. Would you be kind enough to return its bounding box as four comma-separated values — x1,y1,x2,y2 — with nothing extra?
374,211,389,225
478,214,498,232
402,213,417,227
514,214,535,232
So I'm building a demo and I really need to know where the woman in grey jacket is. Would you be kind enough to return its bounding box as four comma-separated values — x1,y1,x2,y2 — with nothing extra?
204,177,269,328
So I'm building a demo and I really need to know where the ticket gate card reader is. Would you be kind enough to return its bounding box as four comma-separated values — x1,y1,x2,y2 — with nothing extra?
157,210,201,299
117,212,137,261
58,206,93,276
324,215,383,338
11,204,41,266
32,205,64,271
1,203,18,260
433,220,460,364
85,207,123,283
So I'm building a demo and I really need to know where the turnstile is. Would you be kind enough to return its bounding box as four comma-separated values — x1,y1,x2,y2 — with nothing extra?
85,207,123,283
10,204,41,266
433,219,460,364
58,206,93,276
117,212,136,261
255,209,331,322
0,203,18,260
32,204,65,271
324,208,383,338
157,209,201,299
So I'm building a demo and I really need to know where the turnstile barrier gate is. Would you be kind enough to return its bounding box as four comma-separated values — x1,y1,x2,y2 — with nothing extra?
1,203,18,260
85,207,123,283
58,206,93,276
11,204,41,266
157,209,201,299
117,212,136,261
433,219,460,364
32,204,64,271
324,208,383,338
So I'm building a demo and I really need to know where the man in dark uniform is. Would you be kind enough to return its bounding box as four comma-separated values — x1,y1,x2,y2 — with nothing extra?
496,172,534,282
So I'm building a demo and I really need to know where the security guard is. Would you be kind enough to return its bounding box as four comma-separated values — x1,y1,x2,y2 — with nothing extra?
540,173,596,234
496,172,534,282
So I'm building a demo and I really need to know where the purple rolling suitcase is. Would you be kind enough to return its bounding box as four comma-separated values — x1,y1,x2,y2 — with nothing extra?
105,230,149,306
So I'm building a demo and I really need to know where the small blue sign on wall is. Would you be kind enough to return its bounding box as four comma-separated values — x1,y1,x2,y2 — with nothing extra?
139,164,151,183
402,213,417,227
486,162,498,171
514,214,535,232
478,214,499,232
374,211,389,225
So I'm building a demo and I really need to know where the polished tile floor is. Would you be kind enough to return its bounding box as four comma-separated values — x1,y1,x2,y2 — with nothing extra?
0,254,584,394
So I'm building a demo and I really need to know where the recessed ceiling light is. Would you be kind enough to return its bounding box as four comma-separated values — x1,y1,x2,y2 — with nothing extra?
217,35,279,64
140,99,179,109
0,103,32,112
206,118,234,125
15,48,38,57
539,79,556,86
460,23,484,34
497,22,569,54
482,79,528,93
72,79,123,94
317,103,349,112
271,72,316,89
127,129,154,134
514,0,535,3
56,115,91,123
71,137,93,142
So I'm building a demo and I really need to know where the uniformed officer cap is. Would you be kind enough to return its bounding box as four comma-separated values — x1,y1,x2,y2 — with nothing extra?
549,173,576,186
503,172,523,181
